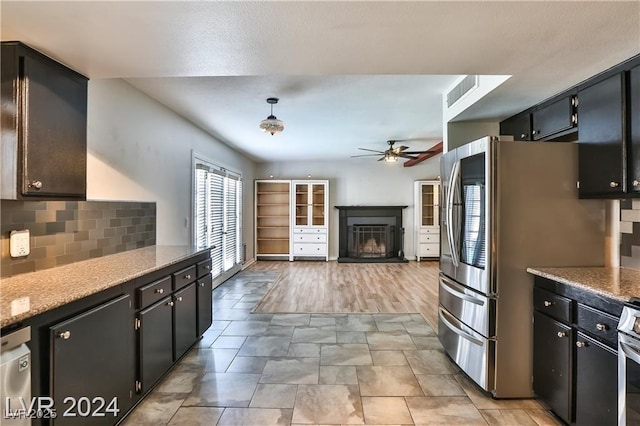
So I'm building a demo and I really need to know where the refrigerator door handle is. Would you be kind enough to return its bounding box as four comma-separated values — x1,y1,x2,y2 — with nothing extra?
440,275,485,306
446,160,461,267
439,307,483,346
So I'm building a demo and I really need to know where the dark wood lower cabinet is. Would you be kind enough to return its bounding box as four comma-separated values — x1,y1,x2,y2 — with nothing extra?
50,294,134,425
139,296,173,393
197,274,213,336
575,332,618,426
533,311,573,424
173,283,197,361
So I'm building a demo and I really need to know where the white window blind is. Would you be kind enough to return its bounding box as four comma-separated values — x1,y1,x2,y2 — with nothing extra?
194,161,242,280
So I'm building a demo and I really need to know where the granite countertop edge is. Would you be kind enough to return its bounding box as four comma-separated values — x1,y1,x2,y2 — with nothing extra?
1,245,211,328
527,266,640,302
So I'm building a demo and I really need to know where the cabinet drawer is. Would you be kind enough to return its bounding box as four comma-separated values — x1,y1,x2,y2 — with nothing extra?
534,287,572,323
293,233,327,243
293,227,326,234
196,259,212,278
419,233,439,243
293,243,327,256
138,276,172,309
173,266,197,290
576,303,619,347
420,227,439,235
419,243,439,257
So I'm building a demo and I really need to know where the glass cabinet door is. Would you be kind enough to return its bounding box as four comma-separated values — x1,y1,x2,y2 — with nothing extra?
312,184,325,226
421,184,435,226
295,183,309,226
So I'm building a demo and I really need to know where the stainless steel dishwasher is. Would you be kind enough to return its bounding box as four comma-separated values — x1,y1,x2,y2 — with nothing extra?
0,326,31,425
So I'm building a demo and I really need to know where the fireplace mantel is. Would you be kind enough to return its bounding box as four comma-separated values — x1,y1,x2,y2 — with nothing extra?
335,205,408,263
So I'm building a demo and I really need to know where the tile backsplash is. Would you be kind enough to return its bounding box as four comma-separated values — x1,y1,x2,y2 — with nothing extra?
1,200,156,277
621,199,640,269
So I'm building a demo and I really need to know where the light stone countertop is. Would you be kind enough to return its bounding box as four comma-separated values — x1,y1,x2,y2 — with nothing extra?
527,266,640,302
0,245,210,328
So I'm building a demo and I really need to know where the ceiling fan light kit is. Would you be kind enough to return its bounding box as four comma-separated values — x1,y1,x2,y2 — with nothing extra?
259,97,285,136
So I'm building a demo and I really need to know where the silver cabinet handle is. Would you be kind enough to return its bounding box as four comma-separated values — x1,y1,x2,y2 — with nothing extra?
633,180,639,187
520,133,527,139
204,265,210,270
199,282,205,287
576,341,586,348
184,274,191,280
610,181,619,188
557,331,566,338
29,180,43,190
167,301,174,307
58,331,71,340
177,296,183,302
155,288,164,294
596,323,607,331
544,300,552,307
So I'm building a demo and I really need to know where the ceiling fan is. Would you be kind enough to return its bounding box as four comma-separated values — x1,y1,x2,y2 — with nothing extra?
351,139,440,163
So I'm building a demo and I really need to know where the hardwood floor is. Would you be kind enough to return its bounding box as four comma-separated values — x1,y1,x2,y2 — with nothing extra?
249,260,441,330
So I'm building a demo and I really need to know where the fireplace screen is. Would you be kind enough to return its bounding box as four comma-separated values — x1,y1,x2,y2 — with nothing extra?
347,225,395,258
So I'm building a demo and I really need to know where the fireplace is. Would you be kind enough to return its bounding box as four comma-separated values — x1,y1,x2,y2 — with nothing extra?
335,206,407,263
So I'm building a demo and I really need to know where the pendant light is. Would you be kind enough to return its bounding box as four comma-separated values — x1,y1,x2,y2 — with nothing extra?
259,97,285,136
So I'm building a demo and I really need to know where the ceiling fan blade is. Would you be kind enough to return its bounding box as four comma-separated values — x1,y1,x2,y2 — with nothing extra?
398,153,419,160
394,145,410,153
377,157,386,162
357,148,385,153
351,154,385,158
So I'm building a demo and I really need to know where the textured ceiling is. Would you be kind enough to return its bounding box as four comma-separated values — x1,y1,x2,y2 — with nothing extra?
2,1,639,162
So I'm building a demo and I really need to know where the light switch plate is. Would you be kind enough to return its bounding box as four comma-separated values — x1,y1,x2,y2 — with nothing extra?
10,229,30,258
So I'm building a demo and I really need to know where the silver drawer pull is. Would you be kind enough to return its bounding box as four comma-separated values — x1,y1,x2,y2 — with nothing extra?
199,282,205,287
58,331,71,340
557,332,566,338
596,323,607,331
184,274,191,280
155,288,164,294
610,181,619,188
204,265,210,270
576,341,586,348
544,300,552,307
176,296,183,302
29,180,43,190
167,301,174,307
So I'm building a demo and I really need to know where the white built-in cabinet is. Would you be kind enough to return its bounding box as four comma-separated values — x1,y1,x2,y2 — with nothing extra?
414,180,440,261
255,179,329,261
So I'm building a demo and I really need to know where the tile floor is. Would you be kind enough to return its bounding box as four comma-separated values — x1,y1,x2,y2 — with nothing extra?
122,270,562,425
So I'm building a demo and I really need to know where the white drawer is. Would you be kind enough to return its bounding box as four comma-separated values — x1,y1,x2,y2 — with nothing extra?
420,227,439,235
419,233,439,243
419,243,439,257
293,228,327,234
293,243,327,256
294,233,327,243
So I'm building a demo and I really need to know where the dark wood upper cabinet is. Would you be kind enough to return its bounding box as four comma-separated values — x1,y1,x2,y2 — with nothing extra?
531,95,577,141
577,72,627,198
1,41,87,200
499,112,531,141
630,64,640,194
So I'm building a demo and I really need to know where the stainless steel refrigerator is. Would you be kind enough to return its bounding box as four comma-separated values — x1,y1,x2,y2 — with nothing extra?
439,136,604,398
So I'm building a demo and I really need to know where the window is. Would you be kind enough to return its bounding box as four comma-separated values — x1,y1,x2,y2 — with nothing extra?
194,156,242,279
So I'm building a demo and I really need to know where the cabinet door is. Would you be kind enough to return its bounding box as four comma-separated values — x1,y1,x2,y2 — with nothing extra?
294,183,309,226
421,183,436,226
311,183,326,226
21,51,87,197
533,311,572,424
197,274,213,336
575,332,618,426
578,73,626,197
531,95,576,140
173,283,197,360
630,65,640,194
139,296,173,393
500,113,532,141
50,294,134,425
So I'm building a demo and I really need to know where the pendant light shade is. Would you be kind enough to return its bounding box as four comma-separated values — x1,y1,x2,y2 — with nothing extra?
259,97,285,136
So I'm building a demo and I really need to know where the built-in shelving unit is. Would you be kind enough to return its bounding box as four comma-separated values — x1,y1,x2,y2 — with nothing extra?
255,180,291,257
414,180,440,261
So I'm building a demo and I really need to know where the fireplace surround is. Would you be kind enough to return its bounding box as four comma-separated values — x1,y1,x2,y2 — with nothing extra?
335,206,408,263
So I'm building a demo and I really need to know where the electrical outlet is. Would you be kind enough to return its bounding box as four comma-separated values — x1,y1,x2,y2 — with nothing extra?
10,229,30,258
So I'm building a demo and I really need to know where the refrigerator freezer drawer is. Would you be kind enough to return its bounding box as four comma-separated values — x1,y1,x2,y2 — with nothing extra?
438,307,495,393
439,274,493,338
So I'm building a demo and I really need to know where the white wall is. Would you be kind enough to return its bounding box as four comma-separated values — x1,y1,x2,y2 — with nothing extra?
256,158,441,260
86,79,257,258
